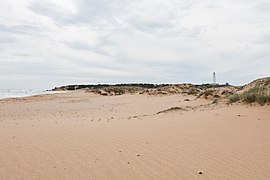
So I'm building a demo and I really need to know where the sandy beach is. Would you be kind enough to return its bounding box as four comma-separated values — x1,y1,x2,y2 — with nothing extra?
0,91,269,180
1,0,270,179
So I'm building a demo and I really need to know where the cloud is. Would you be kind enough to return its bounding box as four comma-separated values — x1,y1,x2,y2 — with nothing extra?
65,40,113,56
29,0,117,25
29,0,77,24
0,0,269,89
0,36,17,43
256,34,270,44
254,2,270,13
0,24,43,35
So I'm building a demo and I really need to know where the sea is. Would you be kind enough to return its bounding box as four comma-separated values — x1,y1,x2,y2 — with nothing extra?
0,89,62,99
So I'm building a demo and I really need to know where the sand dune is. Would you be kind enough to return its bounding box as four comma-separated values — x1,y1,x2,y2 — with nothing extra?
0,91,269,179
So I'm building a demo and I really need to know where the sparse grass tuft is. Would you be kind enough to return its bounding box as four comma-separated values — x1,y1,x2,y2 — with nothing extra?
212,99,218,104
157,107,184,114
197,90,215,99
188,87,199,95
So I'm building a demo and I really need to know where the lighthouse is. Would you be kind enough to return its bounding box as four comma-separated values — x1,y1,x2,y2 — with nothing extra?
213,72,216,85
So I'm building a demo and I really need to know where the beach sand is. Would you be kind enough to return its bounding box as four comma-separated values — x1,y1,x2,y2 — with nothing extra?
0,91,269,179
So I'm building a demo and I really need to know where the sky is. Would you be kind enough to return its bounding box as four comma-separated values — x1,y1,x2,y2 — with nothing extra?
0,0,270,90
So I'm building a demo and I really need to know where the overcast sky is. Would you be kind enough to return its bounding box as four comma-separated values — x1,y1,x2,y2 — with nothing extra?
0,0,269,90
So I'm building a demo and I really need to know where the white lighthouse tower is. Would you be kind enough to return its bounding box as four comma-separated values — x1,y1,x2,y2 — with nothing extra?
212,72,218,86
213,72,216,84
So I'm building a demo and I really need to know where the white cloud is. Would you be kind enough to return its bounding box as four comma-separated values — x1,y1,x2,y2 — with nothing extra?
0,0,269,89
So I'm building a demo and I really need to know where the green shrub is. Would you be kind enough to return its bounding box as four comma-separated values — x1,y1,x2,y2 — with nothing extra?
243,93,256,103
228,94,240,103
257,94,267,106
228,86,270,106
242,87,270,106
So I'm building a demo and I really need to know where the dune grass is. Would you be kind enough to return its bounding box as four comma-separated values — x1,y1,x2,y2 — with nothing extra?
157,107,184,114
228,94,240,103
228,86,270,106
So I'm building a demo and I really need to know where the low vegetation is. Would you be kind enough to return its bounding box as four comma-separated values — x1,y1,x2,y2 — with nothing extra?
228,94,240,103
243,87,270,105
197,89,216,99
188,87,200,95
212,98,218,104
157,107,184,114
86,86,144,96
57,77,270,107
228,86,270,106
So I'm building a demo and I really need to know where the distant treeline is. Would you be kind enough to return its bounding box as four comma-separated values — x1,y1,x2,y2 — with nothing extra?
52,83,172,91
52,83,231,91
194,83,231,89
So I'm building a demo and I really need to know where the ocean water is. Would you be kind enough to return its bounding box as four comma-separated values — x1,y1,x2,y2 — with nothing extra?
0,89,60,99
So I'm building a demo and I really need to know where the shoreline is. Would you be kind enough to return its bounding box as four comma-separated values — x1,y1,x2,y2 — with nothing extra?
0,90,68,100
